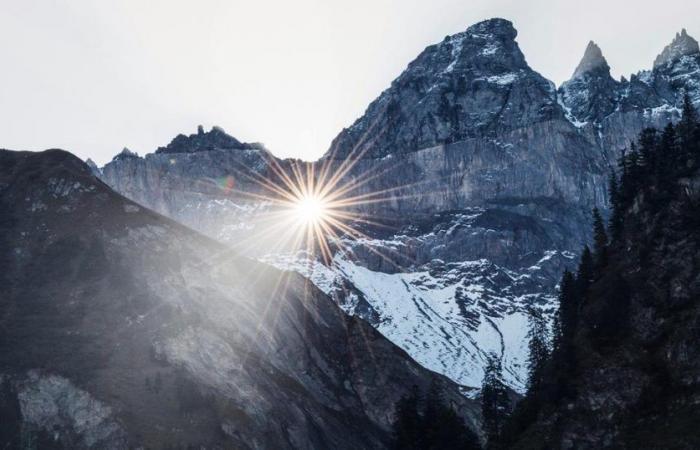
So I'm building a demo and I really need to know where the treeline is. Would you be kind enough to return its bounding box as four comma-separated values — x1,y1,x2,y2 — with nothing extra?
487,95,700,449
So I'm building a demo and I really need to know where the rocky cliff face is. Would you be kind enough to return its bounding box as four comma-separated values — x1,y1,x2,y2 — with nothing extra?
0,149,479,449
97,19,700,394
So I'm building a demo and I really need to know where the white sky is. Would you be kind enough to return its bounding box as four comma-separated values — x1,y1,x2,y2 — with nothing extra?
1,0,699,165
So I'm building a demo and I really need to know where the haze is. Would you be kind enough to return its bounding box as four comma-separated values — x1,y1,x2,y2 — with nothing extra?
1,0,698,165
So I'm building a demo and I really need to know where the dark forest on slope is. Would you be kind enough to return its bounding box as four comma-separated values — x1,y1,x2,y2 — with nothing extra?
484,96,700,449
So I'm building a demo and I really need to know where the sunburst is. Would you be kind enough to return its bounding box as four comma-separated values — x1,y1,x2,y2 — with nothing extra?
217,130,437,269
293,194,328,225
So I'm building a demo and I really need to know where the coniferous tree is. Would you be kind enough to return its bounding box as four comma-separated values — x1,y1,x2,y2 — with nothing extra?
678,93,699,165
392,385,423,450
525,310,549,393
423,382,481,450
423,381,441,442
616,148,630,208
638,128,659,177
576,246,594,297
551,270,578,399
659,123,679,188
432,407,481,450
499,104,700,445
481,354,510,445
679,94,698,141
550,313,562,357
624,144,643,195
392,384,480,450
557,270,578,342
617,146,642,207
592,207,608,273
592,274,631,345
608,172,623,242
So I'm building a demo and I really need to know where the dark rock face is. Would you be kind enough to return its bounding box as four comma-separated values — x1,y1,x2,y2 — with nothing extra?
0,149,479,449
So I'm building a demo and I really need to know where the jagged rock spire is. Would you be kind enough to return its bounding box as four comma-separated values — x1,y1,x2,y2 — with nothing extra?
572,41,610,79
654,28,700,68
112,147,139,161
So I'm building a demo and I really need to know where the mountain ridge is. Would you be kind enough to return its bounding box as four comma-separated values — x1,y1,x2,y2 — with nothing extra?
94,19,700,396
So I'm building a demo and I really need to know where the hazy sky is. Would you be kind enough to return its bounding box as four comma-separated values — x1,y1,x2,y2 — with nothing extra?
2,0,699,164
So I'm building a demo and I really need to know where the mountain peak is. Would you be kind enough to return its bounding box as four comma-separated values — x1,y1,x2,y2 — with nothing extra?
654,28,700,68
466,18,516,40
572,41,610,78
112,147,139,161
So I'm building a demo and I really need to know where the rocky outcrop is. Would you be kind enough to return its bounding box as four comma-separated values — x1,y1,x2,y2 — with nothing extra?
0,149,479,449
0,371,127,448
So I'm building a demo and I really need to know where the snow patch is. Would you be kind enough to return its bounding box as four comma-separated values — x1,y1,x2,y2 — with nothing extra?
487,73,519,85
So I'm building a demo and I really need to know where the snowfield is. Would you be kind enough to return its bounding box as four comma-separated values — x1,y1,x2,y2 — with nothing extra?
263,240,565,394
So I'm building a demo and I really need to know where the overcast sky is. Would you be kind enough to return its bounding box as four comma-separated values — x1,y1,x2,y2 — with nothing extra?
1,0,699,164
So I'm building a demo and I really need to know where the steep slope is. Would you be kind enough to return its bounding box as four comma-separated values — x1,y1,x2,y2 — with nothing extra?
0,149,479,449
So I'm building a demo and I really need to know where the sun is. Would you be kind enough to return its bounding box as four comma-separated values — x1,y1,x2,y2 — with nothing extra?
294,194,329,226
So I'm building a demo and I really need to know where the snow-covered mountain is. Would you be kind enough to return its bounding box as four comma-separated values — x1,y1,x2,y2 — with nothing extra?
97,19,700,394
